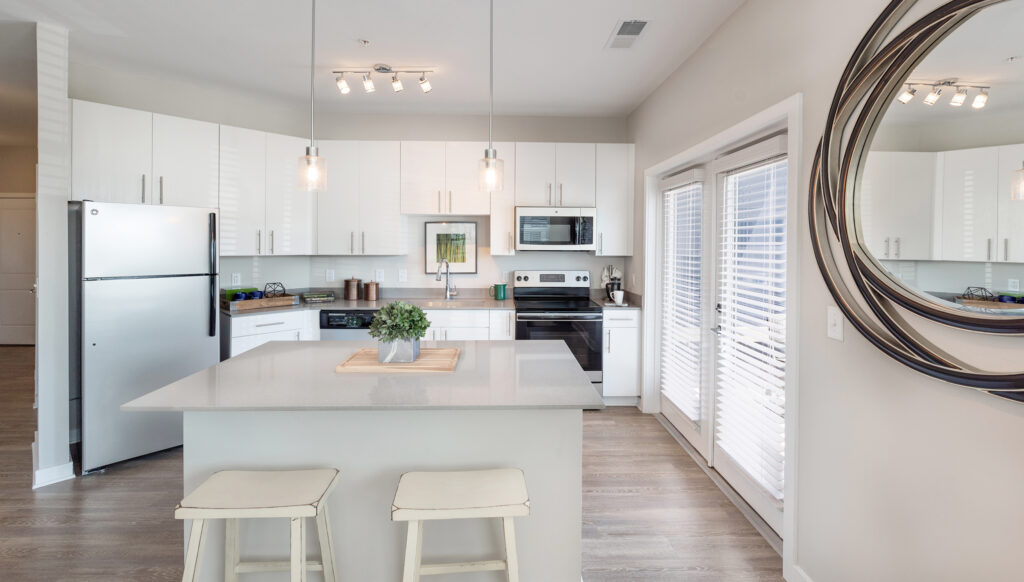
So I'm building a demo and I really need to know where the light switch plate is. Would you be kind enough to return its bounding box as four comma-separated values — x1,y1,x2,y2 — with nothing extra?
398,269,408,283
375,269,385,282
1009,279,1020,292
231,273,241,286
326,269,335,282
827,305,844,341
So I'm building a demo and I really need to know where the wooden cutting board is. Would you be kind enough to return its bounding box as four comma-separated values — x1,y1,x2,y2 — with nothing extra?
335,348,461,374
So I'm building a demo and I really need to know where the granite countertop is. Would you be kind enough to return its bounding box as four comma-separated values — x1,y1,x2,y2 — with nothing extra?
122,340,605,412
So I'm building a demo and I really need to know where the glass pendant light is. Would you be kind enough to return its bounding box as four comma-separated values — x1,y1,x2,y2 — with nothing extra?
1013,162,1024,202
479,0,504,192
299,0,326,191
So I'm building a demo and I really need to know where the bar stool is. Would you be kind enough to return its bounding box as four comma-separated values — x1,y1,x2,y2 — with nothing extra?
175,468,341,582
391,468,530,582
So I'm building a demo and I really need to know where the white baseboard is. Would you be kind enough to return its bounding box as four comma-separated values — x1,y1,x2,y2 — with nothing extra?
785,563,814,582
602,396,640,407
33,460,75,489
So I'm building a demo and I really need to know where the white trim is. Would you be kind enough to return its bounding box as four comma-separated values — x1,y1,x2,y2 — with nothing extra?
33,460,75,489
659,167,705,192
788,564,815,582
639,94,803,578
601,396,640,407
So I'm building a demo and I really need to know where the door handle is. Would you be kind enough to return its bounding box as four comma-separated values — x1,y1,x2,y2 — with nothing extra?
208,213,217,337
547,183,552,206
159,176,164,204
559,183,563,206
255,321,285,328
988,238,993,261
506,312,511,336
894,237,901,259
270,230,275,254
362,232,366,254
599,232,604,255
883,237,890,258
448,190,453,214
438,190,442,213
606,329,612,353
257,230,262,254
508,232,513,253
141,174,146,203
350,232,355,254
1005,238,1010,262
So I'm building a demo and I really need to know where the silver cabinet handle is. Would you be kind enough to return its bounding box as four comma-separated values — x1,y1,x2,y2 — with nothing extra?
362,232,366,254
159,176,164,204
448,190,453,214
350,232,355,254
257,230,262,254
1005,238,1010,262
438,190,442,213
607,317,633,321
559,183,563,206
606,329,612,353
599,232,604,255
547,183,552,205
884,237,890,258
506,312,511,336
270,230,275,254
988,238,993,261
894,237,901,259
255,321,285,328
508,232,513,253
141,174,146,203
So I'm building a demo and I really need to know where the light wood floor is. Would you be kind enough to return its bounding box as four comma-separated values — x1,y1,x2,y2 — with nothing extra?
1,346,782,580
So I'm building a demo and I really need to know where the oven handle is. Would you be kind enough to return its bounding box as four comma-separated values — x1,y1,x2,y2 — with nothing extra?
517,313,603,322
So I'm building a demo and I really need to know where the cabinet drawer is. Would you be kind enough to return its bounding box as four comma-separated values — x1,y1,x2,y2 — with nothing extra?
423,310,490,329
230,310,308,337
603,310,640,328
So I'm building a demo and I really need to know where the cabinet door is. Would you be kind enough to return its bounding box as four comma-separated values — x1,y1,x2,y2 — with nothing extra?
446,141,491,215
515,142,556,206
888,152,935,260
858,152,892,259
317,141,361,255
997,144,1024,262
401,141,446,214
555,143,596,207
152,113,219,208
603,326,640,397
219,126,267,256
442,327,491,341
939,147,999,262
488,142,517,256
595,144,633,256
488,310,515,340
231,328,301,357
360,141,406,255
71,100,152,204
265,133,316,255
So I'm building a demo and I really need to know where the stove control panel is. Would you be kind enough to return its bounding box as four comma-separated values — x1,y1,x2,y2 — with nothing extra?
512,270,590,287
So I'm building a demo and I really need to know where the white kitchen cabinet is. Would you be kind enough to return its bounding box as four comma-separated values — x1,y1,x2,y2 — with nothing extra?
595,144,634,256
152,113,220,208
221,310,312,359
859,151,935,261
515,142,557,206
997,144,1024,263
487,142,517,256
446,141,492,215
488,309,515,340
72,100,153,204
359,141,406,255
938,147,999,262
423,309,490,341
317,140,362,255
401,141,447,214
602,310,640,399
219,125,267,256
555,143,596,207
265,133,317,255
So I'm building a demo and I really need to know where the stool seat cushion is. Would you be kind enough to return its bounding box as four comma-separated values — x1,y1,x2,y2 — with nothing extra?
392,468,530,522
175,469,340,519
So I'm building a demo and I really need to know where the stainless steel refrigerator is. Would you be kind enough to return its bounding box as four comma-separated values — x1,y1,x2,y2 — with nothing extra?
69,201,219,472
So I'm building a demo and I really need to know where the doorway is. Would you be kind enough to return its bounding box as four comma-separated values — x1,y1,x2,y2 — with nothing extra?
0,197,36,344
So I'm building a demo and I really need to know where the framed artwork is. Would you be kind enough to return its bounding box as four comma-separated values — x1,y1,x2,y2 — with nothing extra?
424,221,478,274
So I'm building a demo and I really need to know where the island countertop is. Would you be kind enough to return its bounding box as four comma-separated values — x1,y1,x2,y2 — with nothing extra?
122,340,604,412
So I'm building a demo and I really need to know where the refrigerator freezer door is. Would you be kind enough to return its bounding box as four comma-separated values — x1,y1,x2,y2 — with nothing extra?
81,275,219,472
81,201,217,279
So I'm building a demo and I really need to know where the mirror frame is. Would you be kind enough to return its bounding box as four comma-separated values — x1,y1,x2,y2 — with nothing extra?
810,0,1024,400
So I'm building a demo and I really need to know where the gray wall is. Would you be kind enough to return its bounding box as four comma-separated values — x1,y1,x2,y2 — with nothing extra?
626,0,1024,580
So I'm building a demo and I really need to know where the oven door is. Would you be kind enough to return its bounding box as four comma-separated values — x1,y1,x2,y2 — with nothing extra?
515,207,596,251
515,312,603,382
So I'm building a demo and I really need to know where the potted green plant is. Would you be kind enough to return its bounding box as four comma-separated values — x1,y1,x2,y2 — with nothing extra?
368,301,431,363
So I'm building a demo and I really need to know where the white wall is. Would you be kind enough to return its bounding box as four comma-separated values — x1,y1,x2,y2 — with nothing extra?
626,0,1024,580
0,145,36,193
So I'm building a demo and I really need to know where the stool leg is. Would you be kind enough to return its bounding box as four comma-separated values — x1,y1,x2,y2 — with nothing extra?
290,516,307,582
402,520,423,582
315,507,338,582
224,518,239,582
502,517,519,582
182,519,207,582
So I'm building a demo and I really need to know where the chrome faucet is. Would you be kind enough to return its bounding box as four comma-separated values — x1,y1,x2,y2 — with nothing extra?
435,259,457,299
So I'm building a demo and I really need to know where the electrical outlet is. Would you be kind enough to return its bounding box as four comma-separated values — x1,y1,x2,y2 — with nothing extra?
398,269,408,283
326,269,335,282
1009,279,1020,292
231,273,241,286
375,269,385,282
827,305,844,341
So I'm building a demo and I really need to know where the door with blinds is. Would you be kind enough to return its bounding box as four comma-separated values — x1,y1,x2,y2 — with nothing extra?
658,142,788,536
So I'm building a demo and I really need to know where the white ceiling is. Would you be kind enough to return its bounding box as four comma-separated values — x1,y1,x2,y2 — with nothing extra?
0,21,36,146
880,0,1024,127
0,0,745,118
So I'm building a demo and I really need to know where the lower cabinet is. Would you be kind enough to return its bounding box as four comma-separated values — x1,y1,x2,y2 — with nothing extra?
220,310,315,359
423,310,491,341
488,310,515,340
602,310,641,399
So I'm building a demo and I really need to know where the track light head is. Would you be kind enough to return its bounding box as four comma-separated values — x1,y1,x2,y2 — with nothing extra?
950,88,967,107
336,74,350,95
972,88,989,109
392,73,404,92
897,86,916,104
419,73,432,93
362,73,375,93
923,87,942,106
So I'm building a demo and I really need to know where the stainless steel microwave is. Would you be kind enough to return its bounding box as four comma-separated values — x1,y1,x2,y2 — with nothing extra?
515,207,597,251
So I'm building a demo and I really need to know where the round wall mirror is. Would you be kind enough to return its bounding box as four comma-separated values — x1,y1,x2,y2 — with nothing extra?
810,0,1024,398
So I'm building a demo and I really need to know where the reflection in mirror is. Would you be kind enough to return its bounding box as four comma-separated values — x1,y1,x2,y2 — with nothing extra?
859,0,1024,316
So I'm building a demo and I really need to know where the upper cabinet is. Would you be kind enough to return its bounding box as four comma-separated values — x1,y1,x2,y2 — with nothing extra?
595,144,634,256
997,144,1024,263
445,141,492,215
937,147,1000,262
152,113,219,208
486,142,517,256
219,125,267,256
860,151,935,261
318,140,406,255
400,141,494,215
514,142,596,207
265,133,316,255
72,101,218,207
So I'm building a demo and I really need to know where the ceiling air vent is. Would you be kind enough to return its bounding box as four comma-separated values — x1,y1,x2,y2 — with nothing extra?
606,20,647,49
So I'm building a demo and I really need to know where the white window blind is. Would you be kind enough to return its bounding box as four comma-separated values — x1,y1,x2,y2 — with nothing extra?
715,158,787,502
660,182,703,423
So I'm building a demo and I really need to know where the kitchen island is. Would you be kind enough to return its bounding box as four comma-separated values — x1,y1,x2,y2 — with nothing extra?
123,339,603,582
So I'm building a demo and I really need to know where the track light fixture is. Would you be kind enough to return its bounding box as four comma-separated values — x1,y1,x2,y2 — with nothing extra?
333,64,437,96
336,74,350,95
896,79,990,109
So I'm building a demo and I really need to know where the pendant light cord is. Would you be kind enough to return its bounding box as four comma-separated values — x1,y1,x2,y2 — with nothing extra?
488,0,494,150
310,0,316,149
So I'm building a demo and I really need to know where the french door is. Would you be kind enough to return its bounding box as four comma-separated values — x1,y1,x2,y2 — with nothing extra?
659,144,789,535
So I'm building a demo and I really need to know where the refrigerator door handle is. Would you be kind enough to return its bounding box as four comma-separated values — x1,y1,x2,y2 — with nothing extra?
208,213,217,337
